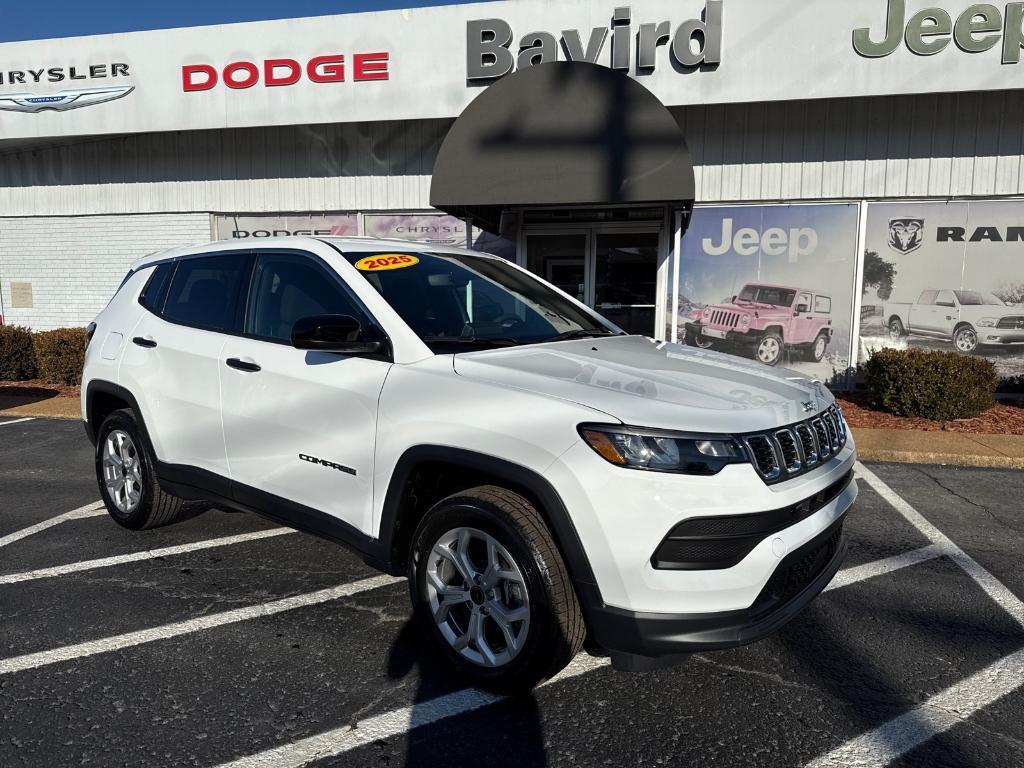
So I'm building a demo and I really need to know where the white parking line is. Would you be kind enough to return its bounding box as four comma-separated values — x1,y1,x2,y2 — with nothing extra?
855,463,1024,631
824,545,944,592
216,652,613,768
0,573,403,675
0,417,35,427
214,543,942,768
808,463,1024,767
0,502,105,548
0,527,297,584
807,646,1024,768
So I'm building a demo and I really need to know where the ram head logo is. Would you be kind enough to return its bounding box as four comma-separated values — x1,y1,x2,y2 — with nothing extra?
888,218,924,254
0,85,134,114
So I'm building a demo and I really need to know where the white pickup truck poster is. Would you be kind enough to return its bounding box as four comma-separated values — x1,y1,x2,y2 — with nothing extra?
859,201,1024,380
670,203,861,382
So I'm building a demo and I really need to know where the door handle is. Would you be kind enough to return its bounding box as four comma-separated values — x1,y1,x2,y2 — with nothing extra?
132,337,157,348
226,357,261,373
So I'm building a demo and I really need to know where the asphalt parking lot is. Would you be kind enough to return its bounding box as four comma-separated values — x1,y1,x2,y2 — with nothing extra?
2,416,1023,768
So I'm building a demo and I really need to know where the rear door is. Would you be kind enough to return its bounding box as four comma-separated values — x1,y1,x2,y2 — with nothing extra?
119,252,252,478
219,250,392,535
909,290,939,333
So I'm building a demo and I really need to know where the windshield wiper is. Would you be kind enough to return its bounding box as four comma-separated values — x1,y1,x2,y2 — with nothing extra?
541,329,620,343
421,336,522,348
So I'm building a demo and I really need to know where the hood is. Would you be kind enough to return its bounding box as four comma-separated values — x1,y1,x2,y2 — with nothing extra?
453,336,833,434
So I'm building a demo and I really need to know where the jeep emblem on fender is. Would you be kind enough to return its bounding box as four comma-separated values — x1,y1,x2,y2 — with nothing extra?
888,218,924,254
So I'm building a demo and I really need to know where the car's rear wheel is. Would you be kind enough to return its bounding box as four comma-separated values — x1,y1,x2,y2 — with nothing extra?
804,333,829,362
755,332,784,366
96,409,184,530
409,485,585,692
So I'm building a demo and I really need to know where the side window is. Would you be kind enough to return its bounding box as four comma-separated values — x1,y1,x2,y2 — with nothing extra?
245,253,372,342
918,290,938,305
139,262,176,314
813,295,832,314
935,290,956,307
163,253,250,332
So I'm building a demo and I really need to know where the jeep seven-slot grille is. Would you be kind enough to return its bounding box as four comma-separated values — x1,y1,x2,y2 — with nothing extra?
708,310,741,328
741,405,848,485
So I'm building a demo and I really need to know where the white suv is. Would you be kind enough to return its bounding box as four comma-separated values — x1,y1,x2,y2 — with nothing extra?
82,237,857,690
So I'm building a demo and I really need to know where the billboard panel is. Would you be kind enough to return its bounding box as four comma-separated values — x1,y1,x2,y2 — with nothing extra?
215,214,357,239
859,201,1024,380
669,203,861,382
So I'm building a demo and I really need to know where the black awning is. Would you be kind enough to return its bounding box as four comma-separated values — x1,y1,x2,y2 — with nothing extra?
430,61,695,233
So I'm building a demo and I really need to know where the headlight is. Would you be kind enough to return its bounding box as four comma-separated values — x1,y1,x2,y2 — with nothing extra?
740,314,751,326
579,425,747,475
978,318,998,327
702,307,712,319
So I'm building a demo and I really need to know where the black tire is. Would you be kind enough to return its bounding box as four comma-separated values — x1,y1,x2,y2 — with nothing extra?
754,331,784,366
684,328,715,349
95,409,184,530
803,333,829,362
953,325,979,354
888,317,906,338
409,485,585,692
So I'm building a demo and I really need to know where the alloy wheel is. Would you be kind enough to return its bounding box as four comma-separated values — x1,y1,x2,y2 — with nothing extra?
955,328,978,353
814,336,827,359
102,429,143,514
425,526,530,668
757,337,781,364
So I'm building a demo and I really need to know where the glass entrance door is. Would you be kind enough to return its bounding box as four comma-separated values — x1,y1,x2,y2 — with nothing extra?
524,229,660,336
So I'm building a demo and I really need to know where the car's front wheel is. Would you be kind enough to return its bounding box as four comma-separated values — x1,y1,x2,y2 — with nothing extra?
684,328,715,349
755,332,784,366
409,485,585,692
95,409,184,530
954,325,979,353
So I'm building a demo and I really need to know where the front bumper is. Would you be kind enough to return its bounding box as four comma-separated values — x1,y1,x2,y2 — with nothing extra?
587,511,848,666
980,329,1024,344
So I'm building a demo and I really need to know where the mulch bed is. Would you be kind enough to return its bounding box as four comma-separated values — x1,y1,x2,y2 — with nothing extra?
837,393,1024,435
0,379,80,399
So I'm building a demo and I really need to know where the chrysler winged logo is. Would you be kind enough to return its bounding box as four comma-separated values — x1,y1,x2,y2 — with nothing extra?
0,85,134,114
888,218,925,254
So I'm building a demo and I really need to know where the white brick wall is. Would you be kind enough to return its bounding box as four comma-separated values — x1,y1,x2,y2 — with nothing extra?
0,213,212,330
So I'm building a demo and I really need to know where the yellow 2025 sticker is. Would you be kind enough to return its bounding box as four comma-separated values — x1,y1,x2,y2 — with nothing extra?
355,254,420,272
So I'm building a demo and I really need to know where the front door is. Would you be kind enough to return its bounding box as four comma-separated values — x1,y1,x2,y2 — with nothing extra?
524,228,661,336
219,250,391,535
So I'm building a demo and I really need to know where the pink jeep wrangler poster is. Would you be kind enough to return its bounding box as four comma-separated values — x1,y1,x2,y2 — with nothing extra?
670,204,861,383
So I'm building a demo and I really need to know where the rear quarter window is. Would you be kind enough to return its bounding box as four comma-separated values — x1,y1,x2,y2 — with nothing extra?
813,295,832,313
139,263,176,314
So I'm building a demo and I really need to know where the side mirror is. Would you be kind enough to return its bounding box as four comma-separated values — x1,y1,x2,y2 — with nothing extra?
796,304,809,314
291,314,383,355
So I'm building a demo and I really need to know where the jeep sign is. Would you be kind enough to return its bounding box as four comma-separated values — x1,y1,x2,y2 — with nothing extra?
702,218,819,261
853,0,1024,63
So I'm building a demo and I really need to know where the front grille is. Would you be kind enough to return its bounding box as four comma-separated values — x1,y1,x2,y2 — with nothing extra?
997,316,1024,330
652,470,853,570
741,405,849,485
708,309,741,329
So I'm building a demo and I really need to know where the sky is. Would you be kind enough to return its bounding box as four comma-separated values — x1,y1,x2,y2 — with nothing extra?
0,0,489,43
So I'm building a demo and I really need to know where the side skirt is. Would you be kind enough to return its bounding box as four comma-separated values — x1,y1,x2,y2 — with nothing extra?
155,461,396,574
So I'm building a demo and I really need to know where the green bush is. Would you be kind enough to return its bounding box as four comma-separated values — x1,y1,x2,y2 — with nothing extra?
0,325,38,380
32,328,87,386
863,348,998,420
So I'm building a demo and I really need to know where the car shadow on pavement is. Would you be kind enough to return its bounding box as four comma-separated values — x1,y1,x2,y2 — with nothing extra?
386,619,548,767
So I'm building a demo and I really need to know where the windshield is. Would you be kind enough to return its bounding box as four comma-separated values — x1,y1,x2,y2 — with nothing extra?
341,251,614,350
736,285,796,307
954,291,1005,306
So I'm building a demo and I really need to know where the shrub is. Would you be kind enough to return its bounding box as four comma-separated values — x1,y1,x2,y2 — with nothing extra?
862,348,998,421
32,328,87,386
0,325,37,380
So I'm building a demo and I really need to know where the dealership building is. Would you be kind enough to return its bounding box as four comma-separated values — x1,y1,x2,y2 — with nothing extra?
1,0,1022,378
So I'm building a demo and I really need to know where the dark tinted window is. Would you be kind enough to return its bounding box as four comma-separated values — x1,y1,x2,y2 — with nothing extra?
163,254,250,332
139,263,175,313
246,253,371,342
